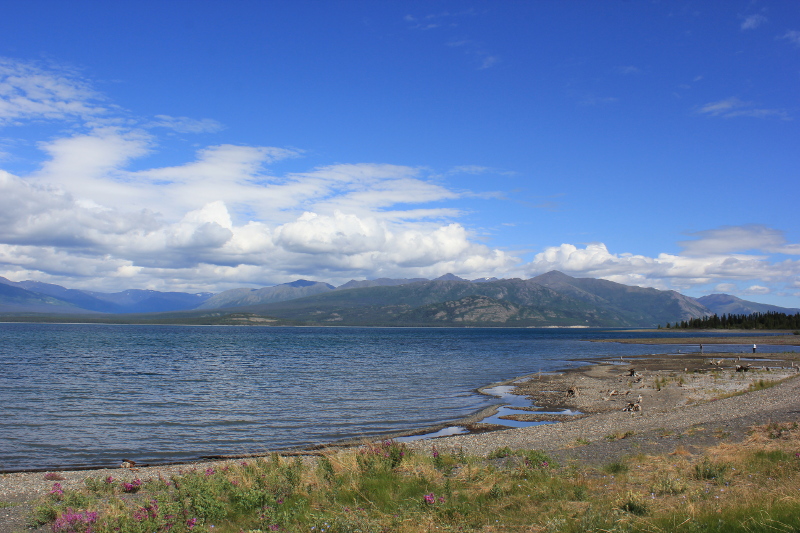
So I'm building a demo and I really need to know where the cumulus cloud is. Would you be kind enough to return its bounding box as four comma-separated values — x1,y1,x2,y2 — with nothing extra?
525,227,800,299
0,147,517,290
1,57,797,300
744,285,770,295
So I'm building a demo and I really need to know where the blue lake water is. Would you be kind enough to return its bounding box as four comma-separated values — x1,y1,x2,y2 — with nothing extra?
1,324,796,471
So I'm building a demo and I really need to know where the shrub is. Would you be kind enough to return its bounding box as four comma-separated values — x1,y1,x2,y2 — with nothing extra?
694,457,730,484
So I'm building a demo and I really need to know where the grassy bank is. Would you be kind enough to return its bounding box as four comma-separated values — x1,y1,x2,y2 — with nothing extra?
19,421,800,533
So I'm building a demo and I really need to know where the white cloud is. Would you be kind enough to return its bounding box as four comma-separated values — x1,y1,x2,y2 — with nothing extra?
0,57,109,125
524,227,800,298
679,225,798,256
744,285,770,295
697,97,789,120
1,58,797,300
149,115,224,133
0,148,517,289
781,30,800,47
741,14,767,30
479,56,499,69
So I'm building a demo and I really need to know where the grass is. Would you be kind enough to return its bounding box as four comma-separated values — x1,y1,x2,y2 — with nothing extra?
605,431,635,441
25,424,800,533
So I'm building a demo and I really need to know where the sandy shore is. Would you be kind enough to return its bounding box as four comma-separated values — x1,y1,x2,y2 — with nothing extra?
3,348,800,532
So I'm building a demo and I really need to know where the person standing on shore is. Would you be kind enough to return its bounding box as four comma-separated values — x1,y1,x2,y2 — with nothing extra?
753,344,757,353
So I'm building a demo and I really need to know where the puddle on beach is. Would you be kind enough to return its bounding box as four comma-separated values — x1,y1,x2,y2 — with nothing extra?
479,385,580,427
395,426,469,442
396,384,580,442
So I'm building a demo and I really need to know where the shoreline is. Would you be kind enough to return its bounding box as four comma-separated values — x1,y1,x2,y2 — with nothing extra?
4,344,800,531
4,349,798,475
4,350,800,532
5,348,800,473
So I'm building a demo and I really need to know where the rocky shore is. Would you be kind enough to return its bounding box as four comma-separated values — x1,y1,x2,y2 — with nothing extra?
405,350,800,462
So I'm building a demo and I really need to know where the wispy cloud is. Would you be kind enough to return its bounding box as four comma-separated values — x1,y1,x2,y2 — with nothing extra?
149,115,224,134
0,57,110,126
479,55,499,69
615,65,641,75
697,97,789,120
741,14,767,30
678,225,799,256
781,30,800,47
579,95,619,106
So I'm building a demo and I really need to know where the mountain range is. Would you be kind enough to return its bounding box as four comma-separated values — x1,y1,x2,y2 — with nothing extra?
0,272,797,327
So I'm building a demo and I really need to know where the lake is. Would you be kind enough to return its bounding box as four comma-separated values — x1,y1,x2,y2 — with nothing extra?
1,324,794,471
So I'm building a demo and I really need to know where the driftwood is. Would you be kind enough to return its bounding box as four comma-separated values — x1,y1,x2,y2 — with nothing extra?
622,402,641,412
735,364,751,372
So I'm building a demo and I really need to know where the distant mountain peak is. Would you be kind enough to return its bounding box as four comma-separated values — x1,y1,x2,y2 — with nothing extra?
286,279,333,288
434,273,468,282
696,293,800,316
532,270,573,281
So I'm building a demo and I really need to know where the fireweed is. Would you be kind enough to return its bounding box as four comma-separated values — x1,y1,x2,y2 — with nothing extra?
51,508,98,533
26,429,800,533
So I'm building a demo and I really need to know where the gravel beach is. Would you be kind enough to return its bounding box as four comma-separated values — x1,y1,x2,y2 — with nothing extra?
3,349,800,532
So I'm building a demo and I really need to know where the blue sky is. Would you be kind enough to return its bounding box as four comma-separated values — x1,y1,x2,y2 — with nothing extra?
0,1,798,306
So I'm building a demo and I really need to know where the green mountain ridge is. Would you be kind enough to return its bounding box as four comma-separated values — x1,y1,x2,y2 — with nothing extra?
3,271,797,328
226,276,702,327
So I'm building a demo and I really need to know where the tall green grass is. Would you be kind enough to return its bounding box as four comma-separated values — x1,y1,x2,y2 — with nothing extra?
28,426,800,533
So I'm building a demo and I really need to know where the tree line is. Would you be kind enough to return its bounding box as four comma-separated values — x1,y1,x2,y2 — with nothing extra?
660,311,800,330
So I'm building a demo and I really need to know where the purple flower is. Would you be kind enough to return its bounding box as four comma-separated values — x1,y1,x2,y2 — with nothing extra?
187,518,198,530
423,493,436,504
104,476,114,484
49,483,64,498
205,468,215,476
122,479,142,493
52,509,98,533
